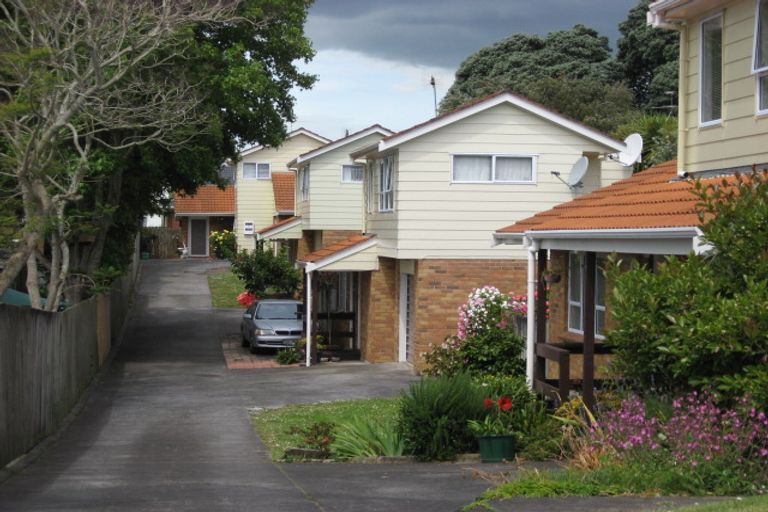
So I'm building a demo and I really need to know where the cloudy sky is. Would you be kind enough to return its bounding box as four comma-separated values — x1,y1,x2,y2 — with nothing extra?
290,0,639,140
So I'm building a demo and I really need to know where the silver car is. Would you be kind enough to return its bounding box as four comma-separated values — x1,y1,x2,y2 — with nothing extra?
240,299,303,353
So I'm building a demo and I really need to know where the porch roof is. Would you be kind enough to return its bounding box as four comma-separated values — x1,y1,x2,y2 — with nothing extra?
297,234,379,272
256,216,303,241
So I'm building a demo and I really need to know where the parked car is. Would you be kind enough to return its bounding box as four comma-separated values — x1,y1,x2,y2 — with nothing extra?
240,299,303,353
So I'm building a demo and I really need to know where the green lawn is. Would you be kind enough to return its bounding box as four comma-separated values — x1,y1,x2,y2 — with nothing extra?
207,269,245,308
672,496,768,511
250,397,400,460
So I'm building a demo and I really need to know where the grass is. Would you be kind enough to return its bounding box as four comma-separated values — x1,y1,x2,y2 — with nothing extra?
207,269,245,308
672,496,768,511
250,397,400,460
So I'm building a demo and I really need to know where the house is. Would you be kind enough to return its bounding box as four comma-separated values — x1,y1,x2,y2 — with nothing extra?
235,128,330,250
173,164,236,257
296,92,633,368
258,125,391,358
493,0,768,406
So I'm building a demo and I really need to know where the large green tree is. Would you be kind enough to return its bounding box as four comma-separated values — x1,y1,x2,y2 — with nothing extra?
617,0,680,111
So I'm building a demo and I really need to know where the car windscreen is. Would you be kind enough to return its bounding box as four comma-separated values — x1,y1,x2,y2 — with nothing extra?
255,303,302,320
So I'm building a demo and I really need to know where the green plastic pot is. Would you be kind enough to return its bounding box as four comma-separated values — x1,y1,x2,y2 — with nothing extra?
477,435,517,463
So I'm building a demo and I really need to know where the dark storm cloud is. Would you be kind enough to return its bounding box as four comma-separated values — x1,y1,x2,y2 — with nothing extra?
307,0,639,69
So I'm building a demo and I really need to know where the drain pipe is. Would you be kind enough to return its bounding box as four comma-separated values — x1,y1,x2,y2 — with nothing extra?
305,269,313,367
525,236,538,388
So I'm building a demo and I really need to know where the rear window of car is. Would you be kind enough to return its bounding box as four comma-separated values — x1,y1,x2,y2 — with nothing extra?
255,303,302,320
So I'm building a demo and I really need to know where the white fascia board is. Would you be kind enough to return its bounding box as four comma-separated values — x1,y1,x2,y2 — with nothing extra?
492,232,526,246
349,142,381,160
255,217,302,241
302,238,378,272
526,227,700,240
239,129,331,158
294,127,394,166
378,93,626,153
521,227,700,255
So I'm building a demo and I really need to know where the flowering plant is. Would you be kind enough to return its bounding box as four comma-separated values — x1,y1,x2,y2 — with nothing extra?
457,286,511,340
236,291,258,307
468,396,518,436
209,229,237,260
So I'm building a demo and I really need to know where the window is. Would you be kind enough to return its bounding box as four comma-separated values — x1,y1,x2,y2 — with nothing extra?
452,154,535,183
378,155,394,212
341,164,364,183
243,162,270,180
299,166,310,201
760,73,768,113
567,252,607,337
700,14,723,125
756,0,768,113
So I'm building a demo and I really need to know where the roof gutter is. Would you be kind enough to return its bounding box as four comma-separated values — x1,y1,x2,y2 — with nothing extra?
647,0,694,30
524,227,700,240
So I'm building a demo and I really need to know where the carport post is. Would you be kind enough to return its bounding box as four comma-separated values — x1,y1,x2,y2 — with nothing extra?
305,269,313,367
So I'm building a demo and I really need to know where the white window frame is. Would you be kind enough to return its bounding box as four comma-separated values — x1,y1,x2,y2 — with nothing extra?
699,12,724,127
243,162,271,180
299,166,310,201
567,252,607,339
378,155,395,213
753,0,768,74
341,164,364,184
450,153,537,184
758,72,768,115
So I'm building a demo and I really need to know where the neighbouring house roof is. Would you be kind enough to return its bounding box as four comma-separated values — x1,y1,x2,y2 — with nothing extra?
360,91,625,156
239,127,331,158
174,185,235,215
288,124,393,167
256,216,302,241
297,234,379,272
272,173,295,213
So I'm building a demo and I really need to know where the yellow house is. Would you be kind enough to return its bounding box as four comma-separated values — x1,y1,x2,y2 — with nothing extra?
297,92,634,368
235,128,329,250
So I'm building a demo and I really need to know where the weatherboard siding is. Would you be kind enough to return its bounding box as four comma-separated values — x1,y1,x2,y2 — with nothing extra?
236,134,324,249
371,102,629,260
680,0,768,174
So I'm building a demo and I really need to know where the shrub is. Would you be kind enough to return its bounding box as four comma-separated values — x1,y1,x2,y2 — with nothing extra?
230,246,301,296
332,417,404,460
209,229,236,259
397,373,486,461
276,348,300,365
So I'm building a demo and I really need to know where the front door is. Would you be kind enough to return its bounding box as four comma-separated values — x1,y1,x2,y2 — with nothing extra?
189,218,208,256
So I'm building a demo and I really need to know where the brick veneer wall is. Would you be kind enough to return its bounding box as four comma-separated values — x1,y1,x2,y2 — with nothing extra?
359,257,398,363
296,230,315,261
412,258,527,371
321,230,361,247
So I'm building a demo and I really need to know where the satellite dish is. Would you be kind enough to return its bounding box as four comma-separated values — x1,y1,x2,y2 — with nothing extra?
566,156,589,187
618,133,643,166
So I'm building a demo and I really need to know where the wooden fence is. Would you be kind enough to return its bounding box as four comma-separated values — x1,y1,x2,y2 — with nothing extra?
0,250,138,468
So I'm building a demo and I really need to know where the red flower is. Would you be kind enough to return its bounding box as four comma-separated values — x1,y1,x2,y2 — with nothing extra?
483,398,495,409
498,396,513,411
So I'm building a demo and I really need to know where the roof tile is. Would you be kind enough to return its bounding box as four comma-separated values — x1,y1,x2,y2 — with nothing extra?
272,173,295,212
300,234,374,263
174,185,234,214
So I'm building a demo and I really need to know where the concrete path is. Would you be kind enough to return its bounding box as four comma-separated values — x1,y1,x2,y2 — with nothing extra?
0,260,717,512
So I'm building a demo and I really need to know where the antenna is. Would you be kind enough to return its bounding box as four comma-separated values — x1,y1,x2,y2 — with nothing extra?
551,156,589,189
429,76,437,117
617,133,643,166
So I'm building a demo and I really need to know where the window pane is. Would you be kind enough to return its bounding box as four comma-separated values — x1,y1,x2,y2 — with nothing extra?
568,253,582,303
243,163,258,179
342,165,363,183
569,305,582,331
760,74,768,112
495,157,533,182
453,155,492,181
596,309,605,336
757,0,768,70
701,16,722,122
596,264,606,308
257,163,270,179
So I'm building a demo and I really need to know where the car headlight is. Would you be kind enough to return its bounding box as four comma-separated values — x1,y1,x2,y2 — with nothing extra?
255,329,275,336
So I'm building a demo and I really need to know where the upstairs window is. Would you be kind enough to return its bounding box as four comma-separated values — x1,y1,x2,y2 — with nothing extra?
452,154,535,183
299,166,310,201
341,164,364,183
700,14,723,125
378,155,394,212
243,162,270,180
756,0,768,113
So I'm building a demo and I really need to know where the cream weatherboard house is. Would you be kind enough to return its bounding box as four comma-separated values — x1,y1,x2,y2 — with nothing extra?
296,92,633,368
492,0,768,406
235,128,329,250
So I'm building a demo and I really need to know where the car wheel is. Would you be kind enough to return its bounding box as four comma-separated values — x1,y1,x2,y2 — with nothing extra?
241,331,250,348
249,343,260,355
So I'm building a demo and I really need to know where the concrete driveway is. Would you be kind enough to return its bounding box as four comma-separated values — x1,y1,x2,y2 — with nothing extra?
0,260,717,512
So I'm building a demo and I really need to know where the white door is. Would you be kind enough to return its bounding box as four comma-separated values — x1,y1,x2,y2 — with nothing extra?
398,274,414,363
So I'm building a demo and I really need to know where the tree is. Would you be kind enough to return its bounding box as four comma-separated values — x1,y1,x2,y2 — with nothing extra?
617,0,680,110
614,113,677,170
439,25,618,113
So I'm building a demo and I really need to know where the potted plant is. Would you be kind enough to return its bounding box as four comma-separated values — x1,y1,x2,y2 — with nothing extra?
468,396,520,462
296,335,326,364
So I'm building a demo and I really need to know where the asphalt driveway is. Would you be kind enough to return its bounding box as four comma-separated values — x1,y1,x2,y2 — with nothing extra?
0,260,718,512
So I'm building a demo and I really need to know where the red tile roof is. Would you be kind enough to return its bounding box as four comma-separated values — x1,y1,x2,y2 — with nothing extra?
496,160,711,233
272,173,295,212
174,185,235,214
256,216,300,235
300,234,374,263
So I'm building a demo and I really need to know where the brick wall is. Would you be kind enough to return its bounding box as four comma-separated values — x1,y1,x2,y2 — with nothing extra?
177,216,233,258
321,230,361,247
412,258,527,371
359,257,399,363
296,230,315,261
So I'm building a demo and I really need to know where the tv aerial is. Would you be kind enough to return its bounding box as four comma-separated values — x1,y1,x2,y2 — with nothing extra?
610,133,643,167
551,156,589,189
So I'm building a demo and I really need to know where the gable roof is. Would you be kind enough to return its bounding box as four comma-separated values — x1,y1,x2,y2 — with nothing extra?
272,172,295,213
297,234,378,272
239,127,330,158
289,124,393,167
375,91,626,154
174,185,235,215
256,216,302,240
